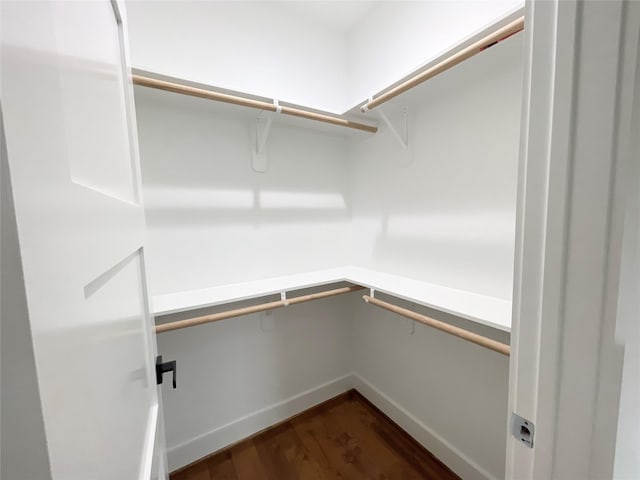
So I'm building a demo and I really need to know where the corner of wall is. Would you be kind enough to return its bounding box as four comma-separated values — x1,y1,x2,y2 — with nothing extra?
352,372,499,480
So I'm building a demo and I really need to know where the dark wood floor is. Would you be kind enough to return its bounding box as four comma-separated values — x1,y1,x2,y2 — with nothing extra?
171,390,460,480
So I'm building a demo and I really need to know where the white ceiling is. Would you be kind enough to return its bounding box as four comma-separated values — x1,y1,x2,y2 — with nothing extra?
280,1,378,33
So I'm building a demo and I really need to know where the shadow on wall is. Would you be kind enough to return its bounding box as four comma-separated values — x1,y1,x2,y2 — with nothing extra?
136,88,351,225
133,88,353,294
349,33,523,301
143,186,348,225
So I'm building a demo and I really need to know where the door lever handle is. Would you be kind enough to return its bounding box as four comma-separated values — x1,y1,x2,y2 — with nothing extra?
155,355,177,389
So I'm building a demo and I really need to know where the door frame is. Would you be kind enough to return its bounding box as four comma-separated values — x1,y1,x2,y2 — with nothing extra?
507,0,640,478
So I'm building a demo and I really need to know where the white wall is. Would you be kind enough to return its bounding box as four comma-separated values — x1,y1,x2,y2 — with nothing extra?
125,1,523,113
350,33,522,300
346,0,523,109
125,1,350,114
135,88,352,296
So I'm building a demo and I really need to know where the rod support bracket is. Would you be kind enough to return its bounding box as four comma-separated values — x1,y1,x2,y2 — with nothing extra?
360,96,373,113
377,106,409,150
281,291,289,306
252,102,279,173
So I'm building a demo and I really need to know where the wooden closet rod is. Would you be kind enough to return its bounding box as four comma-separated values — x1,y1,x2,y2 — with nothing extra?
133,75,378,134
156,285,365,333
363,295,510,356
361,16,525,112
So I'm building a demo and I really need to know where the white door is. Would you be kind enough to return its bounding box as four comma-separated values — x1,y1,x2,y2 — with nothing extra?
1,1,167,479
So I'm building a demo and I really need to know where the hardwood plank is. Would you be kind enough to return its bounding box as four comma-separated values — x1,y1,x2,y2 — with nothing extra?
344,392,454,479
354,391,460,479
332,397,431,480
290,412,346,479
229,441,270,480
171,389,461,480
292,404,369,480
281,428,329,480
250,423,300,480
251,422,326,480
322,393,410,479
207,451,237,480
302,394,403,479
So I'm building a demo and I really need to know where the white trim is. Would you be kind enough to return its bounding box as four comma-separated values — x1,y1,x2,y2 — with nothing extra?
139,402,159,480
352,373,498,480
166,374,353,471
507,1,577,477
508,1,639,478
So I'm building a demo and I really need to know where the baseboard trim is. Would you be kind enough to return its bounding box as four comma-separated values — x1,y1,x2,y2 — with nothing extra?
167,373,354,472
352,372,499,480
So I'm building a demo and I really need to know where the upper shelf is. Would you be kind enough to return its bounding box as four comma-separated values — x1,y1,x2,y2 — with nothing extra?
152,266,512,332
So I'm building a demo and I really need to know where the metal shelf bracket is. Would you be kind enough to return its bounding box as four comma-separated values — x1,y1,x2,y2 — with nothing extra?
377,104,409,150
252,100,281,172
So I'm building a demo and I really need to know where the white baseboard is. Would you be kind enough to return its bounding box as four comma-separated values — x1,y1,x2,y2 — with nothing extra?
168,372,498,480
167,373,354,471
352,372,499,480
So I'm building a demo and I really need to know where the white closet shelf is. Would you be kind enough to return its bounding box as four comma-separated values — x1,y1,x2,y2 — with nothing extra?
152,268,348,316
152,267,511,332
345,267,511,332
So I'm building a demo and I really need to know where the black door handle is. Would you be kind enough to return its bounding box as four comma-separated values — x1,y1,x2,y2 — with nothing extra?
156,355,177,389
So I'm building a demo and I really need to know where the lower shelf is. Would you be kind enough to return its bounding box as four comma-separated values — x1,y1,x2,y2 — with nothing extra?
152,266,511,332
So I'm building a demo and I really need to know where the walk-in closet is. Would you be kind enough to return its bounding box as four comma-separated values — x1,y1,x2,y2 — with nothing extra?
128,2,522,478
2,1,639,480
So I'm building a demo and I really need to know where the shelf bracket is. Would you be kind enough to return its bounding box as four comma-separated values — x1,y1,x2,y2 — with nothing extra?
251,100,281,173
281,291,289,306
376,104,408,150
407,302,416,335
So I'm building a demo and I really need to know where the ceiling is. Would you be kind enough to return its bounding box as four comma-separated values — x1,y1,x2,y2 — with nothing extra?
280,1,378,32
